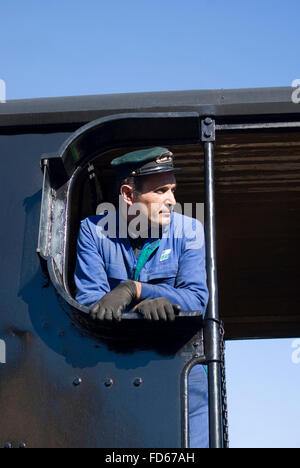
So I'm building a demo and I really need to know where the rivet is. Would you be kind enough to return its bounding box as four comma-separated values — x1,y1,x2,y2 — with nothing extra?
73,377,82,387
104,378,114,387
204,117,213,125
204,131,212,138
133,377,143,387
19,442,27,449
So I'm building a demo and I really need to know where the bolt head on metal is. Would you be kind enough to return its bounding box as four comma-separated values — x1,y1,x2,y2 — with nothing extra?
204,117,213,125
73,377,82,387
104,378,114,387
133,377,143,387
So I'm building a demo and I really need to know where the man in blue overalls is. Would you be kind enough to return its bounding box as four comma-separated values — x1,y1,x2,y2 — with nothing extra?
75,147,209,448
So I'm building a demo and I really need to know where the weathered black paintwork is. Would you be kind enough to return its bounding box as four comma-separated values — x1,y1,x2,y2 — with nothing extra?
0,121,207,448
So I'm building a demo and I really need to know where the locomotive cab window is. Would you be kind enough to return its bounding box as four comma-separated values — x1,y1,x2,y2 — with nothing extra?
38,146,205,310
36,113,206,315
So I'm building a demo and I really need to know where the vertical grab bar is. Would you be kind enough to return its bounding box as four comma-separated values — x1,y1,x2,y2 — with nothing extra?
201,117,224,448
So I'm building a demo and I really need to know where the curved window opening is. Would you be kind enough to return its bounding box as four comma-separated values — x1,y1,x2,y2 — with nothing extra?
66,144,205,304
36,112,204,317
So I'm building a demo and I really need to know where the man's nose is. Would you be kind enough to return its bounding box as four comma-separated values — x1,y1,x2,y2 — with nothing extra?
165,189,176,206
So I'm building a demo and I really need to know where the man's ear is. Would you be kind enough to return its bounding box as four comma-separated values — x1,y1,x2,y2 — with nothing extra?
120,184,135,206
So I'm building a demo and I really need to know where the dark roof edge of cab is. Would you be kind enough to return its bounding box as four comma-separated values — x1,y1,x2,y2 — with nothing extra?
0,86,298,130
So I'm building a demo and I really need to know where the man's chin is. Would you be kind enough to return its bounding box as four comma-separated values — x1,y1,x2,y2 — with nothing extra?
158,213,172,226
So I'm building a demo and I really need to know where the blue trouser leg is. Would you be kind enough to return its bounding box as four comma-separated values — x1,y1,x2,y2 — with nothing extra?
188,364,209,448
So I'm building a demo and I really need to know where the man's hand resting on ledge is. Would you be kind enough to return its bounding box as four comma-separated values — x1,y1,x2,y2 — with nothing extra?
90,280,181,322
90,280,138,321
134,297,181,321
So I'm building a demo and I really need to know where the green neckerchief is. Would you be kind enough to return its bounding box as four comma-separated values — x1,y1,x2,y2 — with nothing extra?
134,238,161,281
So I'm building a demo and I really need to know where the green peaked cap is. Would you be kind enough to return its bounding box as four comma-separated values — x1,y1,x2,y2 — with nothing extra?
110,147,181,179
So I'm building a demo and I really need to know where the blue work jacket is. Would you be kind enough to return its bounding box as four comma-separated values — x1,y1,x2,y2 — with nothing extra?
75,211,209,315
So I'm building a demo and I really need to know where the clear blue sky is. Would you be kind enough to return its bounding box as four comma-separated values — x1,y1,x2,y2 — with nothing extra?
1,0,299,99
1,0,300,448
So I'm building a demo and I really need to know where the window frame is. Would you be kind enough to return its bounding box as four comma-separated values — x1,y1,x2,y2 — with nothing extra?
37,111,201,316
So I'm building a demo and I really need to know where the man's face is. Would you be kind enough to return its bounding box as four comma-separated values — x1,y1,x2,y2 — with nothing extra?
133,171,177,228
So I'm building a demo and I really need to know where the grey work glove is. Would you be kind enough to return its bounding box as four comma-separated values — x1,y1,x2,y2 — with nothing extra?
135,297,181,321
90,280,137,321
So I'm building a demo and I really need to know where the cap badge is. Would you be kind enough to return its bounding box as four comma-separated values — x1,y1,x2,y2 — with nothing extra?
156,152,173,165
